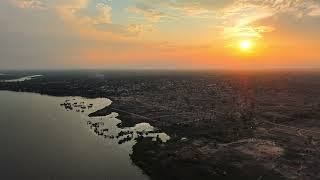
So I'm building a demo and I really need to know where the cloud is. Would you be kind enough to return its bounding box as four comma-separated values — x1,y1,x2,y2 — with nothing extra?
94,3,112,24
55,1,146,38
169,0,234,14
10,0,45,9
5,0,320,69
131,0,234,18
128,0,315,41
9,0,160,40
308,3,320,16
127,4,170,22
217,0,320,40
94,23,155,37
222,25,274,39
127,24,156,33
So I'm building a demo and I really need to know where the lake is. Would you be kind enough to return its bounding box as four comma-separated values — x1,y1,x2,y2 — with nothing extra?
0,90,168,180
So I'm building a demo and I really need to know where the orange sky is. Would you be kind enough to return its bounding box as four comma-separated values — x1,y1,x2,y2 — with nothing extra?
1,0,320,69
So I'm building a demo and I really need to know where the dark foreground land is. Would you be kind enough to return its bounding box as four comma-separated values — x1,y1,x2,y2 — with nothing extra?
1,70,320,180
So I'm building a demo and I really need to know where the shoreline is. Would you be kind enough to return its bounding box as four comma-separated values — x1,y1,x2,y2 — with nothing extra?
0,89,287,180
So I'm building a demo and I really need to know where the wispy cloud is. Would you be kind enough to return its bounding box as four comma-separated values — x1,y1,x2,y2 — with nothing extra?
127,4,171,22
94,3,112,24
218,0,320,39
10,0,45,9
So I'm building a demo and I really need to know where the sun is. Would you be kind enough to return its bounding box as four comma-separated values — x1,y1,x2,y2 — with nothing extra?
240,40,252,51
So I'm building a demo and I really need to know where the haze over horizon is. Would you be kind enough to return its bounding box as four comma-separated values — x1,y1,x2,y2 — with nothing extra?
1,0,320,70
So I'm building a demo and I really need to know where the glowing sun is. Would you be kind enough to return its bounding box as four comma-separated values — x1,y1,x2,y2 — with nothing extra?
240,40,252,50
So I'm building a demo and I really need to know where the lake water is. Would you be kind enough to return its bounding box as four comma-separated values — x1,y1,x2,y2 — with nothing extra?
0,90,168,180
1,75,43,82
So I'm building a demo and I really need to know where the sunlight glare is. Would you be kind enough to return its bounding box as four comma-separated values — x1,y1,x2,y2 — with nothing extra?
240,40,252,51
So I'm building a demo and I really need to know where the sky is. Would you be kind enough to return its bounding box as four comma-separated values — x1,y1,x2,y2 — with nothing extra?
1,0,320,69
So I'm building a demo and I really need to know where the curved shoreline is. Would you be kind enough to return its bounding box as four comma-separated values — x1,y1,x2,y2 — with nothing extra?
0,88,285,180
0,89,170,180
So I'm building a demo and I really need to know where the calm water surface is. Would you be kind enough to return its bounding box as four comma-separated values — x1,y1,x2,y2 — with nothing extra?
0,90,163,180
1,75,43,82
